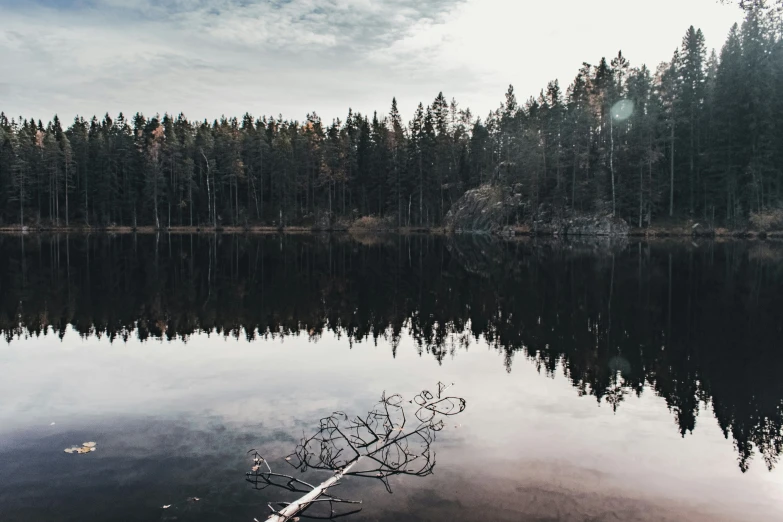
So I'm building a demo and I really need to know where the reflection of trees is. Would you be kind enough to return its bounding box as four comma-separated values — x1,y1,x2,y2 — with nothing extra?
1,234,782,472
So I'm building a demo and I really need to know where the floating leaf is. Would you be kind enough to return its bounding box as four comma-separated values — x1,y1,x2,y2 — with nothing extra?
65,441,97,455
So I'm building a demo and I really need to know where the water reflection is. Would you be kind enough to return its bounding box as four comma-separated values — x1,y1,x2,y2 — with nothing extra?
1,233,782,474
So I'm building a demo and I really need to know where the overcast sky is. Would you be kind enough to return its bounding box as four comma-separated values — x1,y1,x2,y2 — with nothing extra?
1,0,743,124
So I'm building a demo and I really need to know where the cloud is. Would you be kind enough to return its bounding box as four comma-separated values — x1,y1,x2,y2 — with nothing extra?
373,0,744,117
6,0,463,51
0,0,473,120
0,0,742,123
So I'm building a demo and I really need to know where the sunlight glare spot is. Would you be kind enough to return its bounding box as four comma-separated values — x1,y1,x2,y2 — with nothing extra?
611,99,634,121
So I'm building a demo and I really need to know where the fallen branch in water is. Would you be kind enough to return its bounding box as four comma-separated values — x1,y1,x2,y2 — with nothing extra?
247,382,466,521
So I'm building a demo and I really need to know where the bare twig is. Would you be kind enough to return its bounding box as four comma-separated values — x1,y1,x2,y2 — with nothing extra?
246,382,466,521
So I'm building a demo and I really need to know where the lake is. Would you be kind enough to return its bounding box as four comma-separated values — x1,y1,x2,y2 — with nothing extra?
0,233,782,522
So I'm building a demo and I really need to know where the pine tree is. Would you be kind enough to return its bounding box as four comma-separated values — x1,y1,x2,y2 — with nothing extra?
387,98,406,227
711,24,745,221
658,50,681,217
678,26,707,215
740,6,777,211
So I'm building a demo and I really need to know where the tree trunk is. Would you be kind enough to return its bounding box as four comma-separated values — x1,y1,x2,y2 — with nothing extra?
154,167,160,230
265,459,361,522
20,176,24,226
418,156,423,227
610,115,616,217
200,150,214,228
55,165,60,227
639,163,643,228
571,148,577,208
669,123,675,217
65,163,69,227
396,164,401,227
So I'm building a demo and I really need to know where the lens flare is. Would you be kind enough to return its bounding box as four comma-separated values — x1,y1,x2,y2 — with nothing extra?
611,99,634,121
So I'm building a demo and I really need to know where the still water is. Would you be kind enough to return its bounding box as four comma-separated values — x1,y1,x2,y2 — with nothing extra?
0,234,782,522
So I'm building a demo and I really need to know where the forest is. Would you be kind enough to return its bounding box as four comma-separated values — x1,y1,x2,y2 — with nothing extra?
0,3,781,229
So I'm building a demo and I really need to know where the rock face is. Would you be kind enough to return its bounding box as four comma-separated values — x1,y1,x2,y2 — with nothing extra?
444,185,522,233
548,215,630,237
445,184,630,236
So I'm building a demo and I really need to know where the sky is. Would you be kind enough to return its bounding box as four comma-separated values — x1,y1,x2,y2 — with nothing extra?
0,0,744,124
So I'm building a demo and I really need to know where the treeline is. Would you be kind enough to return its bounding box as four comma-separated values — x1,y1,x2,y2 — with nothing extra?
2,234,782,472
0,6,781,228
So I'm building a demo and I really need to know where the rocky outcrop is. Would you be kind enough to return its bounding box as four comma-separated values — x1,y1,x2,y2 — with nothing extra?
444,185,522,233
545,215,630,237
445,184,630,236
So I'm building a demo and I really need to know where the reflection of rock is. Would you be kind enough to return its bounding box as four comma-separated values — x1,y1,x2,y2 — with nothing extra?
446,235,511,278
446,236,629,280
546,236,630,255
444,185,522,234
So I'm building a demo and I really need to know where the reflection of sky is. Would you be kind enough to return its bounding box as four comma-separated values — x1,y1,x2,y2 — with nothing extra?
0,327,781,521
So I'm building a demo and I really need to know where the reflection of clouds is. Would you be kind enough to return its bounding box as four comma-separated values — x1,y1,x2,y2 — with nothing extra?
395,464,747,522
0,326,780,521
0,416,301,522
0,325,425,435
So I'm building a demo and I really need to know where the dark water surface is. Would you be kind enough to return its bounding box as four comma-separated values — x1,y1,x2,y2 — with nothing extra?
1,234,782,522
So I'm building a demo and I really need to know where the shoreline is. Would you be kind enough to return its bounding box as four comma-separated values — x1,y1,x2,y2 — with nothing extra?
0,225,443,235
0,224,781,239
